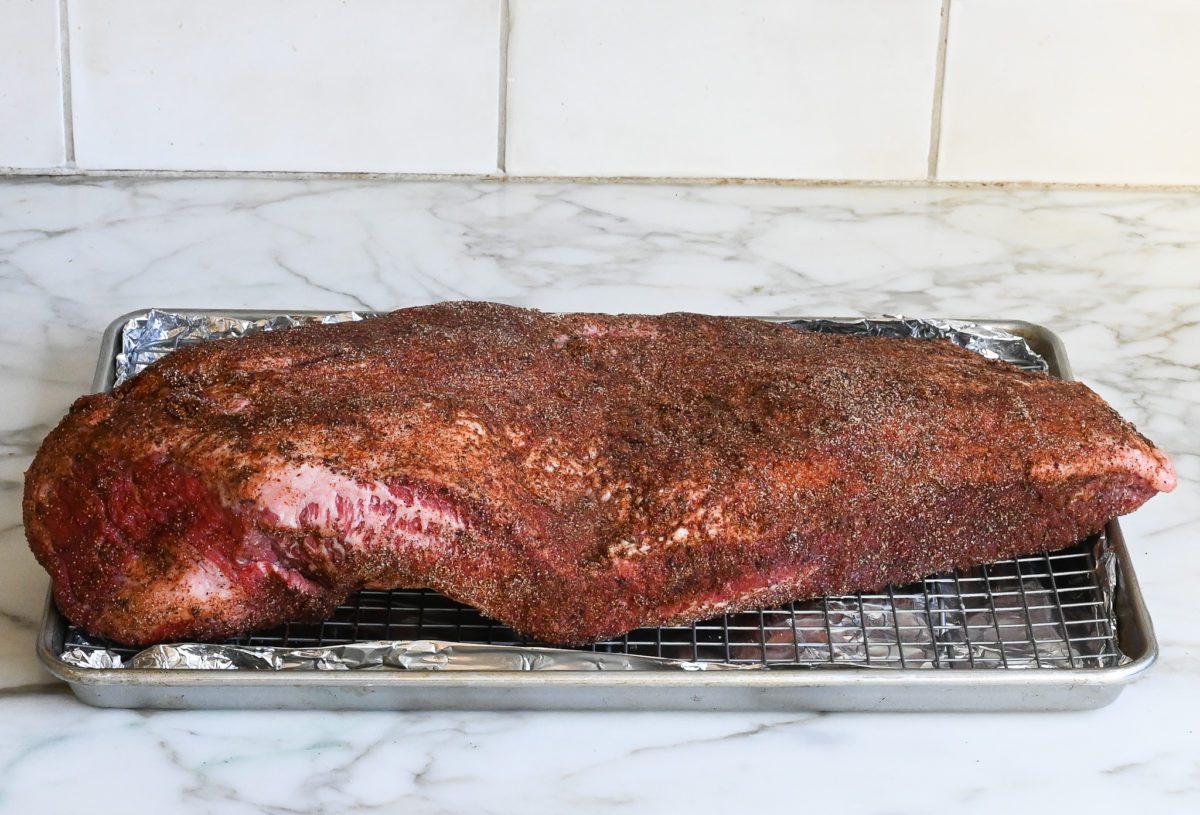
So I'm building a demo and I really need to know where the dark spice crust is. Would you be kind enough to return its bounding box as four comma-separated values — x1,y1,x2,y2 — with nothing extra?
23,302,1175,646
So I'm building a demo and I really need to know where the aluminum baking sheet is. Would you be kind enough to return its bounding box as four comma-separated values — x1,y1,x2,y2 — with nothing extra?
35,309,1158,711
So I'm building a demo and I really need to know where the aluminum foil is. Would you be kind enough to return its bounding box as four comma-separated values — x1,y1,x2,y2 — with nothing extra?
63,640,751,671
114,309,365,386
61,308,1122,673
786,316,1049,374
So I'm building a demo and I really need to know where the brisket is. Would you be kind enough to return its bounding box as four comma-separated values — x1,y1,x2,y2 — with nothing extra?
23,302,1176,646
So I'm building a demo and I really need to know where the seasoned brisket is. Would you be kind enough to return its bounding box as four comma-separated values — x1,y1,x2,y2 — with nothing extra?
24,302,1176,646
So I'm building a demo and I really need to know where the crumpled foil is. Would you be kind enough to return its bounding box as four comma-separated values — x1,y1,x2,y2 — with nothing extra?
785,316,1049,374
61,309,1122,673
63,640,751,671
114,309,364,386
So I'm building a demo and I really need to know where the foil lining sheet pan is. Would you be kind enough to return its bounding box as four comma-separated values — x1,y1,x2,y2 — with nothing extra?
784,317,1050,374
61,309,1121,673
114,309,364,385
63,640,751,672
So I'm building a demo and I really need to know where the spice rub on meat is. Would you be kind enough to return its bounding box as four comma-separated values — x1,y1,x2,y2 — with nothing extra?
24,302,1176,646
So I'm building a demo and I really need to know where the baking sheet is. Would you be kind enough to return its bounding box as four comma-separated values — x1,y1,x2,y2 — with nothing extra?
57,310,1122,674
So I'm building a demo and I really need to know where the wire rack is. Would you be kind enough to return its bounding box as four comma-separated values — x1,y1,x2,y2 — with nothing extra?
63,532,1123,670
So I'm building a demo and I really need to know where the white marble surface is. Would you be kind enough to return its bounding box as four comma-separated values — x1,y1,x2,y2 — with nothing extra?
0,178,1196,813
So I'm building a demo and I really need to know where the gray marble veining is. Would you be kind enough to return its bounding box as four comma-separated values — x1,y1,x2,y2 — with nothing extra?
0,178,1196,814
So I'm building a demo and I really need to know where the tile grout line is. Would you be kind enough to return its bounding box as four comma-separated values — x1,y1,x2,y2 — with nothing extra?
57,0,76,166
926,0,952,180
7,168,1200,193
496,0,511,175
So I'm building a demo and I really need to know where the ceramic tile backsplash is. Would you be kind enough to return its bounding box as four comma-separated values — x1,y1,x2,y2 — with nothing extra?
939,0,1200,184
505,0,944,180
9,0,1200,184
68,0,502,173
0,0,65,168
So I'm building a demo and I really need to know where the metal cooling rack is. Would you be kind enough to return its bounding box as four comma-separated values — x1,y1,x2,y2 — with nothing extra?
42,311,1156,709
63,533,1122,670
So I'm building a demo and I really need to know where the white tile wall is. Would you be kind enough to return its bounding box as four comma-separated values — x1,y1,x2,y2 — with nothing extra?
68,0,502,173
7,0,1200,184
0,0,65,168
939,0,1200,185
505,0,944,180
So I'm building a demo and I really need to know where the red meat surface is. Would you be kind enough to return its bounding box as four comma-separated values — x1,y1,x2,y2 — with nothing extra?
24,302,1175,646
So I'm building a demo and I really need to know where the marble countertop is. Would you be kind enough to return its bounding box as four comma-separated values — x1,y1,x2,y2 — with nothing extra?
1,178,1196,813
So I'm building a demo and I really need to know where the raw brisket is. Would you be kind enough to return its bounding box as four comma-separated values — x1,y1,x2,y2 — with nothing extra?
24,303,1176,646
